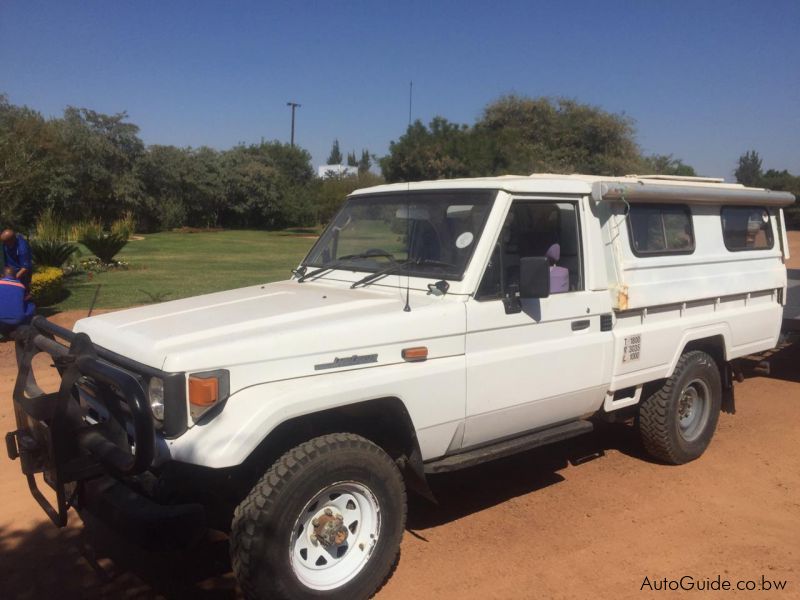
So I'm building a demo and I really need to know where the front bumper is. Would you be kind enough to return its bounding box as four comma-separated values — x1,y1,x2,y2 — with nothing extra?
79,476,205,549
6,316,205,546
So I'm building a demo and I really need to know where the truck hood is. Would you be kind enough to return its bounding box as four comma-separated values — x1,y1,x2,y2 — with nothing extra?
74,279,466,382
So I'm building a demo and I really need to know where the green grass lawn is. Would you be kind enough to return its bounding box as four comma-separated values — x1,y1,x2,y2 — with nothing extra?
54,229,319,311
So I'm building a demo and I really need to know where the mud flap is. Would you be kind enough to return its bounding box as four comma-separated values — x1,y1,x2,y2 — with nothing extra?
722,362,737,415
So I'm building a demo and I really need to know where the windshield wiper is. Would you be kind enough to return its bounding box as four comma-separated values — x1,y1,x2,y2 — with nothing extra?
297,251,396,283
350,258,458,289
350,259,411,288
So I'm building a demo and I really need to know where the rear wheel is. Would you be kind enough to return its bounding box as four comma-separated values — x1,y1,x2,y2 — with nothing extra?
638,350,722,464
230,433,406,600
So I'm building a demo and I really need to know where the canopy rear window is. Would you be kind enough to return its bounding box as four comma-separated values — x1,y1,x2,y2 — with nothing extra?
721,206,774,251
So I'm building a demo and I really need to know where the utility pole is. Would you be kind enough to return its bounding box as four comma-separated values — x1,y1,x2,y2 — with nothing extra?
286,101,301,146
408,81,413,126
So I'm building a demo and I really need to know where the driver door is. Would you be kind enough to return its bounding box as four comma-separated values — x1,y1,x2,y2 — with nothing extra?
463,198,613,447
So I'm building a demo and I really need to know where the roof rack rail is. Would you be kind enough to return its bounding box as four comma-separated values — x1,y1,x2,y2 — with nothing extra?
626,174,725,183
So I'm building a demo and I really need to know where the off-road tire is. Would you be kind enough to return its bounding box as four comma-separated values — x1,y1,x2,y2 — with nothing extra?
230,433,406,600
638,350,722,464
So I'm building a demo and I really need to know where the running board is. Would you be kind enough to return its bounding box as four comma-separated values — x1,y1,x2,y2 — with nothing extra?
423,420,594,474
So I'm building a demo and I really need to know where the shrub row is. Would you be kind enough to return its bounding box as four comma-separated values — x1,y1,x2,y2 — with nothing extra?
30,267,64,306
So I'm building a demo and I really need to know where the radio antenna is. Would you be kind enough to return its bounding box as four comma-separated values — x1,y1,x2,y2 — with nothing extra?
404,80,413,312
403,176,412,313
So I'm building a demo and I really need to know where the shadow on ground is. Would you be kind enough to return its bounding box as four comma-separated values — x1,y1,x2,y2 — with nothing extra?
0,519,238,600
738,332,800,384
0,419,646,599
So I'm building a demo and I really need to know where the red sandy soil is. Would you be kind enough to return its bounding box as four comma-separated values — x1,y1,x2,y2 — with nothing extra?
788,230,800,269
1,237,799,599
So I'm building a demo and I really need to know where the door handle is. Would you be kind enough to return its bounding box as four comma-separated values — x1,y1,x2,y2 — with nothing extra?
571,319,590,331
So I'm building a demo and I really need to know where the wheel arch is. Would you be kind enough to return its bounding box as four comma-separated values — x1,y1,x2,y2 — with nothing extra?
668,332,734,414
668,328,731,379
681,335,728,371
240,396,434,501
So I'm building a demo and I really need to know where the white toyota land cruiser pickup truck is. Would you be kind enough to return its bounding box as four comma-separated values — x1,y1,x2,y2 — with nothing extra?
7,174,795,599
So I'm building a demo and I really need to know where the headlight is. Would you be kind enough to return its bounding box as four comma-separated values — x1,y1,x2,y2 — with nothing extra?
148,376,165,421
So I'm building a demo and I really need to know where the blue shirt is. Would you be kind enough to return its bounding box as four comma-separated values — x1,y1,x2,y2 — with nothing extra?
3,233,32,272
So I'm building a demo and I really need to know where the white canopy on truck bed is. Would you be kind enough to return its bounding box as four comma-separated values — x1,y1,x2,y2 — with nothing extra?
352,173,797,208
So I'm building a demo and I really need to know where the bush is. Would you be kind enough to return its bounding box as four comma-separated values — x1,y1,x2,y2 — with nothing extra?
158,198,187,230
30,267,64,306
68,221,91,242
80,230,129,264
111,212,136,239
34,207,69,241
30,239,78,268
314,172,385,224
785,204,800,230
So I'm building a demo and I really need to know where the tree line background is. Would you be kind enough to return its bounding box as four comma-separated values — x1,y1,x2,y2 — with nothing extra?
2,92,797,234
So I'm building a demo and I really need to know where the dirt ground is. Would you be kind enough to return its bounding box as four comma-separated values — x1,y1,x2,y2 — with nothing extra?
2,236,800,599
788,230,800,269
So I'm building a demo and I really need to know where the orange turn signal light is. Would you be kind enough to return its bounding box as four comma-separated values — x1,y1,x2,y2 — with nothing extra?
189,375,219,407
402,346,428,362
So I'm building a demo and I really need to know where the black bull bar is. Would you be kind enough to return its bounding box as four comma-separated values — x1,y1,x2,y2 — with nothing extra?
6,316,155,526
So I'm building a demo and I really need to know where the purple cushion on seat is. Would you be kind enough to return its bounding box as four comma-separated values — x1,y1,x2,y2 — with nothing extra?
545,243,569,293
550,266,569,293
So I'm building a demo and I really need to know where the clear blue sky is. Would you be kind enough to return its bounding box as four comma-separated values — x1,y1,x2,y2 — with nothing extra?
2,0,798,179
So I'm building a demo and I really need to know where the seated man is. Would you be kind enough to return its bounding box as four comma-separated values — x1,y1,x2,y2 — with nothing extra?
546,243,570,294
2,229,33,290
0,266,35,329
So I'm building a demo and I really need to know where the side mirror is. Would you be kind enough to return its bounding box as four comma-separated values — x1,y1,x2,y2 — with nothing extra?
519,256,550,299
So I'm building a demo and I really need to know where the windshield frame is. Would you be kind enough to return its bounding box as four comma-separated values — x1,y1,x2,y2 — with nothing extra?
301,189,498,282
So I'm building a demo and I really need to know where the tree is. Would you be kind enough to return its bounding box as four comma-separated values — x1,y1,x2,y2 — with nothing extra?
217,141,317,229
380,95,643,182
314,171,384,224
760,168,800,228
346,151,358,167
638,154,696,176
358,149,372,174
184,146,226,228
327,139,342,165
735,150,763,186
133,144,189,231
476,95,640,175
380,117,476,182
0,96,323,232
0,95,60,229
51,107,145,224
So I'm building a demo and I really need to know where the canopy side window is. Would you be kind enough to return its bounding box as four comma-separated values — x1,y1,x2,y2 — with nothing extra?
627,204,695,256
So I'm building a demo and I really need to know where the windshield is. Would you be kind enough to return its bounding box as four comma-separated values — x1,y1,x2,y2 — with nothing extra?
304,191,496,281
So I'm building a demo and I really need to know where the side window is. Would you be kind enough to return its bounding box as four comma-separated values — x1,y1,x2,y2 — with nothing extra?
476,200,583,300
721,206,774,251
627,204,694,256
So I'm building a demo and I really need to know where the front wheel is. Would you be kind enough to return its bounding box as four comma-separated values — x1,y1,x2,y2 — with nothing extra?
230,433,406,600
638,350,722,464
